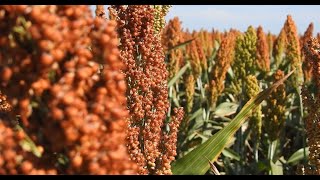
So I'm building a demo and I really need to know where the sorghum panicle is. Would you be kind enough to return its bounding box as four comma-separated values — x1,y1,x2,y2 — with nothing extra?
153,5,172,35
284,15,304,88
273,28,287,68
264,70,287,141
256,26,270,72
244,75,262,141
162,17,184,79
192,31,207,72
111,5,184,175
184,31,202,78
199,30,214,60
301,23,314,82
184,72,195,113
267,32,276,56
301,38,320,174
209,31,237,108
0,5,137,174
232,26,257,96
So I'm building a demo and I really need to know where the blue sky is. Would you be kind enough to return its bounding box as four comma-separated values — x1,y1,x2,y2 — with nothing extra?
166,5,320,35
90,5,320,35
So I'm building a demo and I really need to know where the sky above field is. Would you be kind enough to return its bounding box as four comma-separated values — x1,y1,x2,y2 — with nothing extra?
166,5,320,35
91,5,320,35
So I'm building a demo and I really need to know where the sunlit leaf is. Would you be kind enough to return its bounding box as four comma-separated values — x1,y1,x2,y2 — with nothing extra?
287,147,309,165
168,62,190,87
166,38,196,53
214,102,239,117
16,125,42,158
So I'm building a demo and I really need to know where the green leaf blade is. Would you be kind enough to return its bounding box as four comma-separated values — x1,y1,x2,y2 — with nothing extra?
166,38,195,53
287,147,309,165
168,62,190,87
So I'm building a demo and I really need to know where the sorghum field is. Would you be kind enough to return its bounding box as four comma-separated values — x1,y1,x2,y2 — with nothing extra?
0,5,319,175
